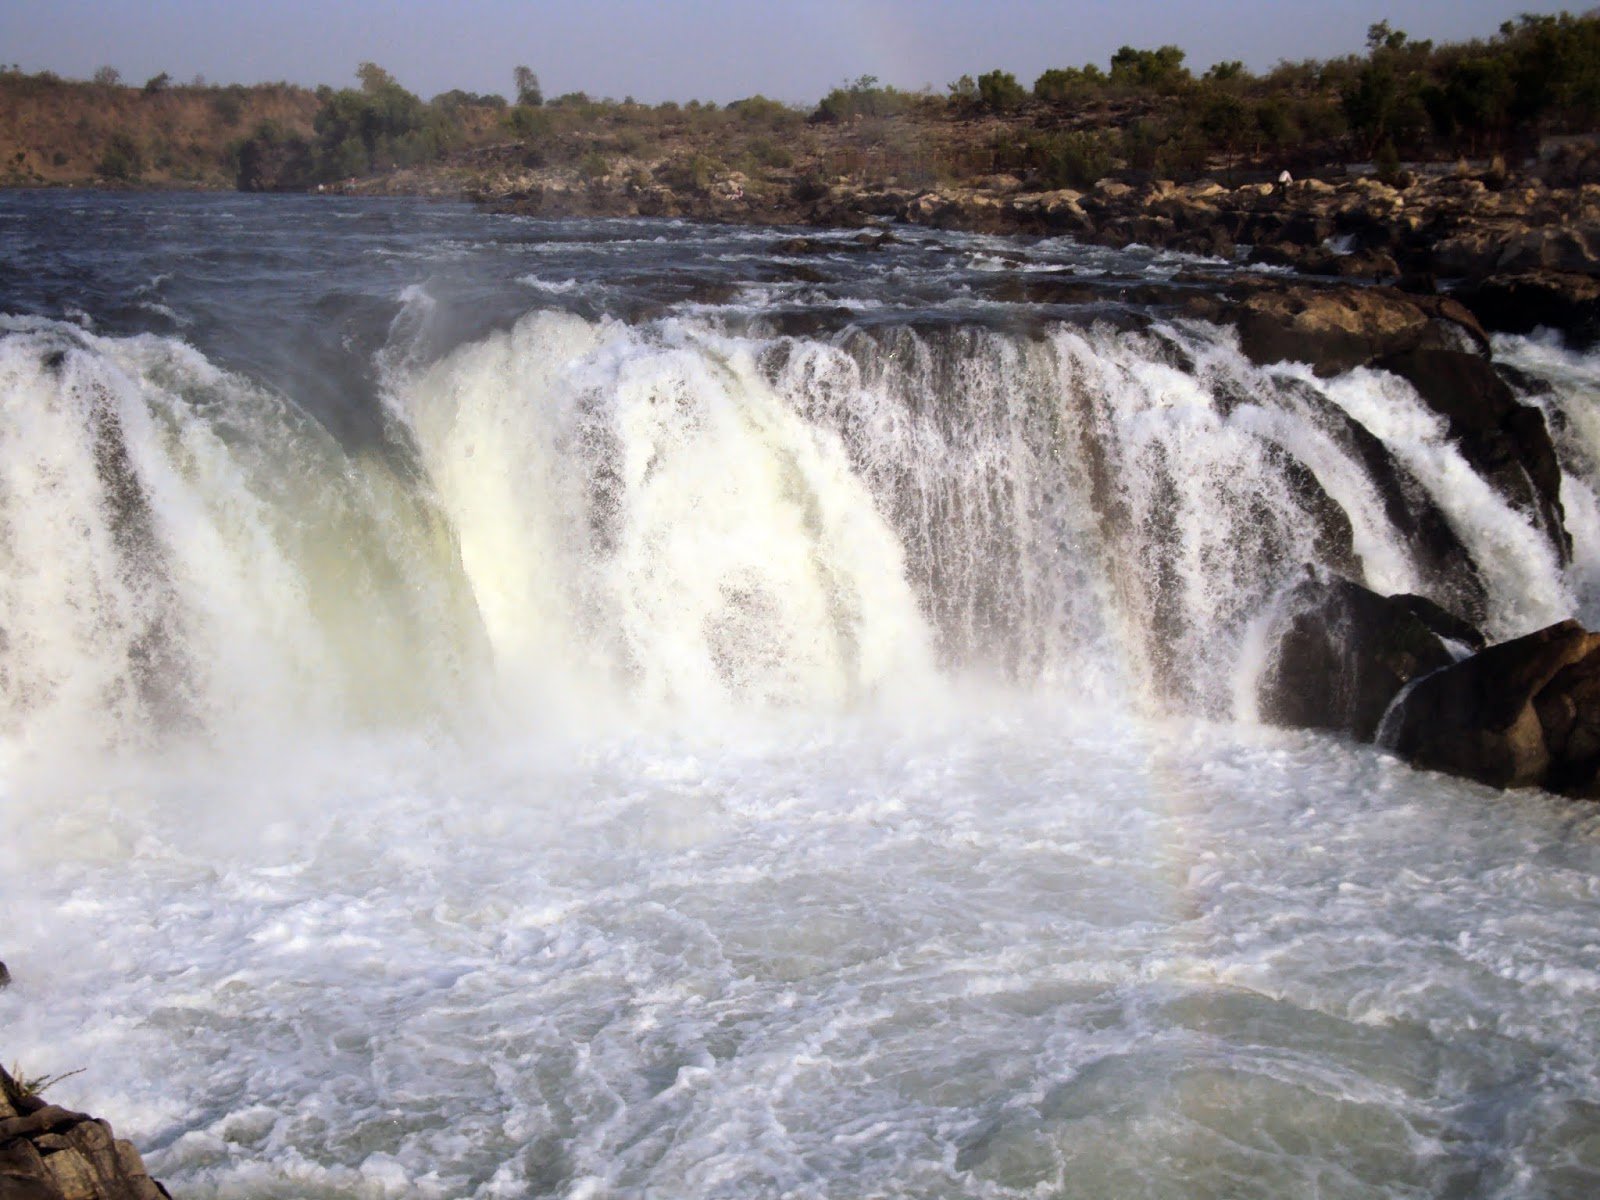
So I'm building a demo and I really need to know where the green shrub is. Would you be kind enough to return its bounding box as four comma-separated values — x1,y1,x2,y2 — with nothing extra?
97,132,143,180
813,76,916,122
505,104,549,139
211,86,245,125
746,137,793,168
1024,130,1116,188
1109,45,1191,91
727,94,799,129
1033,65,1105,103
1375,138,1401,183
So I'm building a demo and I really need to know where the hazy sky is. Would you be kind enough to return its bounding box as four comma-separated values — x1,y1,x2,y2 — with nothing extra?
1,1,1587,104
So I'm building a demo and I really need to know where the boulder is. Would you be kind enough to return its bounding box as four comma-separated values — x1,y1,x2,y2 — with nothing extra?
1455,270,1600,348
1385,620,1600,795
1187,282,1460,376
1257,575,1476,742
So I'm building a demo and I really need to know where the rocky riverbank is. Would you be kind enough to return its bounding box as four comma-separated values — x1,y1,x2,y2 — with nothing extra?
448,162,1600,346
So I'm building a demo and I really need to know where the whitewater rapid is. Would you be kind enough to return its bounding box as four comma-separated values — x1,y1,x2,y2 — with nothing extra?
3,194,1600,1198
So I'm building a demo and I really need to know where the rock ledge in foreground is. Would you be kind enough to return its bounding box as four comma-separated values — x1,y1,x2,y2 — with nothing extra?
0,1065,169,1200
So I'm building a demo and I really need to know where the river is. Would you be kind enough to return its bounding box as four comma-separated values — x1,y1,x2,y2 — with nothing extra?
1,191,1598,1198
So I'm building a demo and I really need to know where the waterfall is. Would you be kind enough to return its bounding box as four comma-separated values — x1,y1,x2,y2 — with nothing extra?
3,307,1595,749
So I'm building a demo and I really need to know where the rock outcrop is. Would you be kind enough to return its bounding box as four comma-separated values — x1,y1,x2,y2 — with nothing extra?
1257,576,1480,742
0,1067,168,1200
1384,620,1600,796
1259,580,1600,800
465,167,1600,341
1454,270,1600,348
1168,278,1566,557
1183,281,1466,375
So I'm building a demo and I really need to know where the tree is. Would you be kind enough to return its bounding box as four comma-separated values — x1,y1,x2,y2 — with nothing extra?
1423,55,1512,155
1342,23,1432,156
1109,45,1190,90
976,69,1027,112
357,61,398,93
91,65,120,87
312,63,431,180
1034,65,1105,103
513,65,542,107
1199,92,1249,155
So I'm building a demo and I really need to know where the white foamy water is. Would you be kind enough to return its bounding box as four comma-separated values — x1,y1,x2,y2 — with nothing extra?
4,195,1600,1198
5,711,1599,1200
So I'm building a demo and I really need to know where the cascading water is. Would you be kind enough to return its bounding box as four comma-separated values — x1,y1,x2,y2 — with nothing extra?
2,193,1598,1199
0,316,486,754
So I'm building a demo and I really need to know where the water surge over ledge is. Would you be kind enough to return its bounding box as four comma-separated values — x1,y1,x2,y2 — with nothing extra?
3,198,1600,1199
4,301,1596,745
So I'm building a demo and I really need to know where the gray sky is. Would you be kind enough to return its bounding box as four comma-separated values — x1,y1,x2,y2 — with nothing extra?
0,1,1587,104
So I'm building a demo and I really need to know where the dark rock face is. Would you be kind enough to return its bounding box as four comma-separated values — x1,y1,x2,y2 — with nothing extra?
1276,377,1489,623
1455,270,1600,349
1258,581,1600,800
1374,347,1571,563
0,1068,168,1200
1257,576,1473,742
1385,620,1600,795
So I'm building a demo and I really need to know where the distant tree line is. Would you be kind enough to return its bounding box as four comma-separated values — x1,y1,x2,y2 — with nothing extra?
8,12,1600,195
958,13,1600,186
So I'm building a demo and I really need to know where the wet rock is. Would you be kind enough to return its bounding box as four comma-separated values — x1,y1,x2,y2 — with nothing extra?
1276,378,1489,623
0,1068,168,1200
1188,282,1451,376
1248,240,1340,273
771,262,828,284
1407,293,1492,355
681,280,742,306
1455,270,1600,349
1386,620,1600,796
1258,575,1472,742
1374,347,1569,562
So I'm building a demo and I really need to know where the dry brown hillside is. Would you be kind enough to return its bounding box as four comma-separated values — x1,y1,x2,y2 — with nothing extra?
0,71,320,187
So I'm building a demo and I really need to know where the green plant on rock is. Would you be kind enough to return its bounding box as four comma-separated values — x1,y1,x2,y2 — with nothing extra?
5,1061,85,1102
